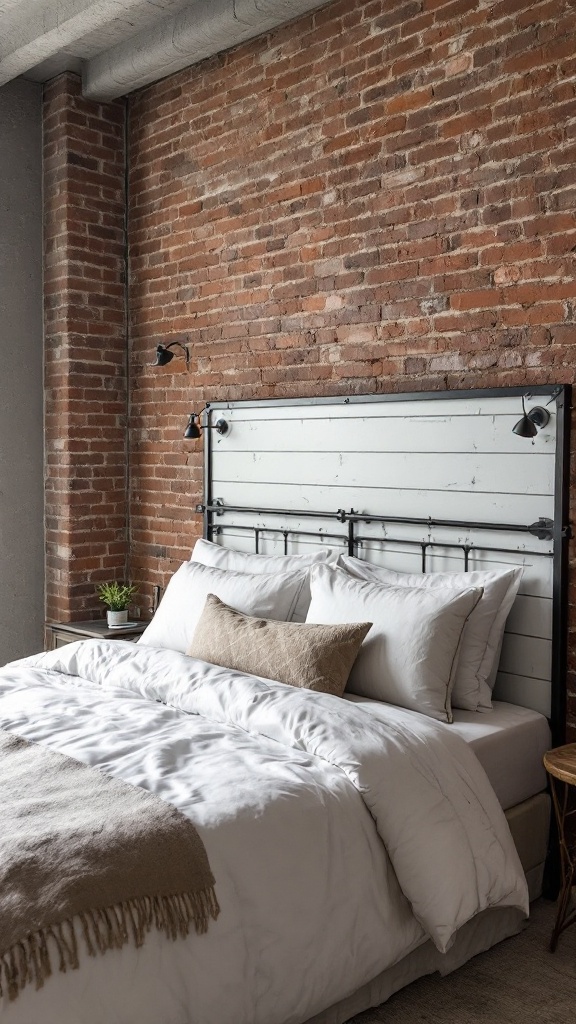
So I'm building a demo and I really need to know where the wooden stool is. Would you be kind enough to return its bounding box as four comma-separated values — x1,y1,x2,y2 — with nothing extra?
543,743,576,951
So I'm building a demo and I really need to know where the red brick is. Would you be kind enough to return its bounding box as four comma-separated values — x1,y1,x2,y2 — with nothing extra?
44,73,127,623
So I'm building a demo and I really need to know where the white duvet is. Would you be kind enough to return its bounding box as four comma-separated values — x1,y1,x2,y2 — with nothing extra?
0,640,528,1024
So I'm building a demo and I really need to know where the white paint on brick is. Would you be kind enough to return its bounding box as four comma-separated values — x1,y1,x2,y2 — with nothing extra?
315,258,341,277
381,167,425,188
494,265,521,285
445,53,473,76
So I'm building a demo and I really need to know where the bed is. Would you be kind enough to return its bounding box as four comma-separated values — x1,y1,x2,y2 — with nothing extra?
0,385,570,1024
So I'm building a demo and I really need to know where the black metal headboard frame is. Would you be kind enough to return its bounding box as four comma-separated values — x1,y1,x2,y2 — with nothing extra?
196,385,571,744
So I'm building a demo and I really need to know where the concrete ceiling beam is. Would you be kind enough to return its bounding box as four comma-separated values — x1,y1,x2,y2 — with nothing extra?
0,0,155,87
82,0,330,100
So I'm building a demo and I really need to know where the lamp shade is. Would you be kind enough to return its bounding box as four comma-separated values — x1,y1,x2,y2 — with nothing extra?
153,341,189,367
512,413,538,438
184,414,201,439
154,345,174,366
512,400,550,438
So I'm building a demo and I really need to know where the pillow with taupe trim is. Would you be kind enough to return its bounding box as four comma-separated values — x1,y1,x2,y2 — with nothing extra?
187,594,371,697
306,565,483,723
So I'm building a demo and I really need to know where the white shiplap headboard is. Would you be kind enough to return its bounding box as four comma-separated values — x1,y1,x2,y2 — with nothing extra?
198,387,570,740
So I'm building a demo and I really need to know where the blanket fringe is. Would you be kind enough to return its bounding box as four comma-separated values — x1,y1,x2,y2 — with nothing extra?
0,887,219,1002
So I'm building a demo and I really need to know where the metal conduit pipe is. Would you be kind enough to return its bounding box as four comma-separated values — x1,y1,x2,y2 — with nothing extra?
83,0,332,100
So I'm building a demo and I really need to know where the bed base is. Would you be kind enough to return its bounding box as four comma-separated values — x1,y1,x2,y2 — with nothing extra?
304,905,526,1024
303,791,549,1024
506,791,550,901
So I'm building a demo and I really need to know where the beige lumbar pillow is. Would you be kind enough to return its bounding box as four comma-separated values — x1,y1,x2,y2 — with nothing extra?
187,594,371,697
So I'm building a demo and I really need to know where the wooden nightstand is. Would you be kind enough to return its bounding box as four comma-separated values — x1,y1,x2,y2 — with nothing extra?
46,619,148,650
543,743,576,950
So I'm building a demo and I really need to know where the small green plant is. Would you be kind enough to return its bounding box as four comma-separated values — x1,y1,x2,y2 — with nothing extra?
96,581,138,611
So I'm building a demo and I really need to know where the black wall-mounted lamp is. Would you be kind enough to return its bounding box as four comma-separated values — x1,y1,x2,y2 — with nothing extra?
153,341,190,368
184,412,229,439
512,396,550,438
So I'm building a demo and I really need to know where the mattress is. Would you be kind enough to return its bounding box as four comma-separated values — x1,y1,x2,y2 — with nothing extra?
449,701,550,810
344,696,550,811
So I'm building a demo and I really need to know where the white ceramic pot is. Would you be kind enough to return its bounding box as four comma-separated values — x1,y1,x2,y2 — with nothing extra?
107,609,128,627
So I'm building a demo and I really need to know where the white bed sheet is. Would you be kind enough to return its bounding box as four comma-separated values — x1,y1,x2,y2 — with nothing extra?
344,696,550,811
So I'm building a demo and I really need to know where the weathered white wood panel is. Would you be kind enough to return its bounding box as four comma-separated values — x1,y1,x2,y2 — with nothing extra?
498,633,551,681
207,391,561,720
493,673,551,718
221,412,555,456
506,595,552,641
214,450,555,497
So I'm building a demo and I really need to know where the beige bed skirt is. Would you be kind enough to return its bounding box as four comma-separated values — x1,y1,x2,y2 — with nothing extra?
304,791,550,1024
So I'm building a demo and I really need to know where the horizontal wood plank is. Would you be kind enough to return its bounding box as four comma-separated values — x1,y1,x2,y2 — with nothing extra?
493,672,551,718
221,413,555,456
505,594,552,641
213,450,555,496
498,633,552,681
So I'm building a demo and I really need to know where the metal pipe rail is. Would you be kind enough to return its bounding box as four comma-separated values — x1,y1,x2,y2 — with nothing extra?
196,501,558,541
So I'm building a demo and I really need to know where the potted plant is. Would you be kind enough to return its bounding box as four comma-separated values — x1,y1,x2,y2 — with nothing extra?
96,582,138,627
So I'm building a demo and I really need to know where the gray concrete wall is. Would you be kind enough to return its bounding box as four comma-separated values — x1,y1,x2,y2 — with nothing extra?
0,79,44,662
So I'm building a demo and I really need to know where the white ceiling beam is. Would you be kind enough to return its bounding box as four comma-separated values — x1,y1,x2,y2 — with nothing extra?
0,0,153,86
83,0,331,101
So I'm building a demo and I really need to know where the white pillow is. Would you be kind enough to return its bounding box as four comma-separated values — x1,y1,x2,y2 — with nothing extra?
191,538,337,622
138,561,308,654
306,565,482,723
338,556,522,712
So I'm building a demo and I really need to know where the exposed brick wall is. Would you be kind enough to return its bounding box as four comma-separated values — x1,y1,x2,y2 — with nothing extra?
44,74,128,623
127,0,576,734
43,2,576,731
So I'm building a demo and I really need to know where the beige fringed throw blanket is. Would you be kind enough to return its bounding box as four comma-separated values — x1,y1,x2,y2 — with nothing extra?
0,729,219,1002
